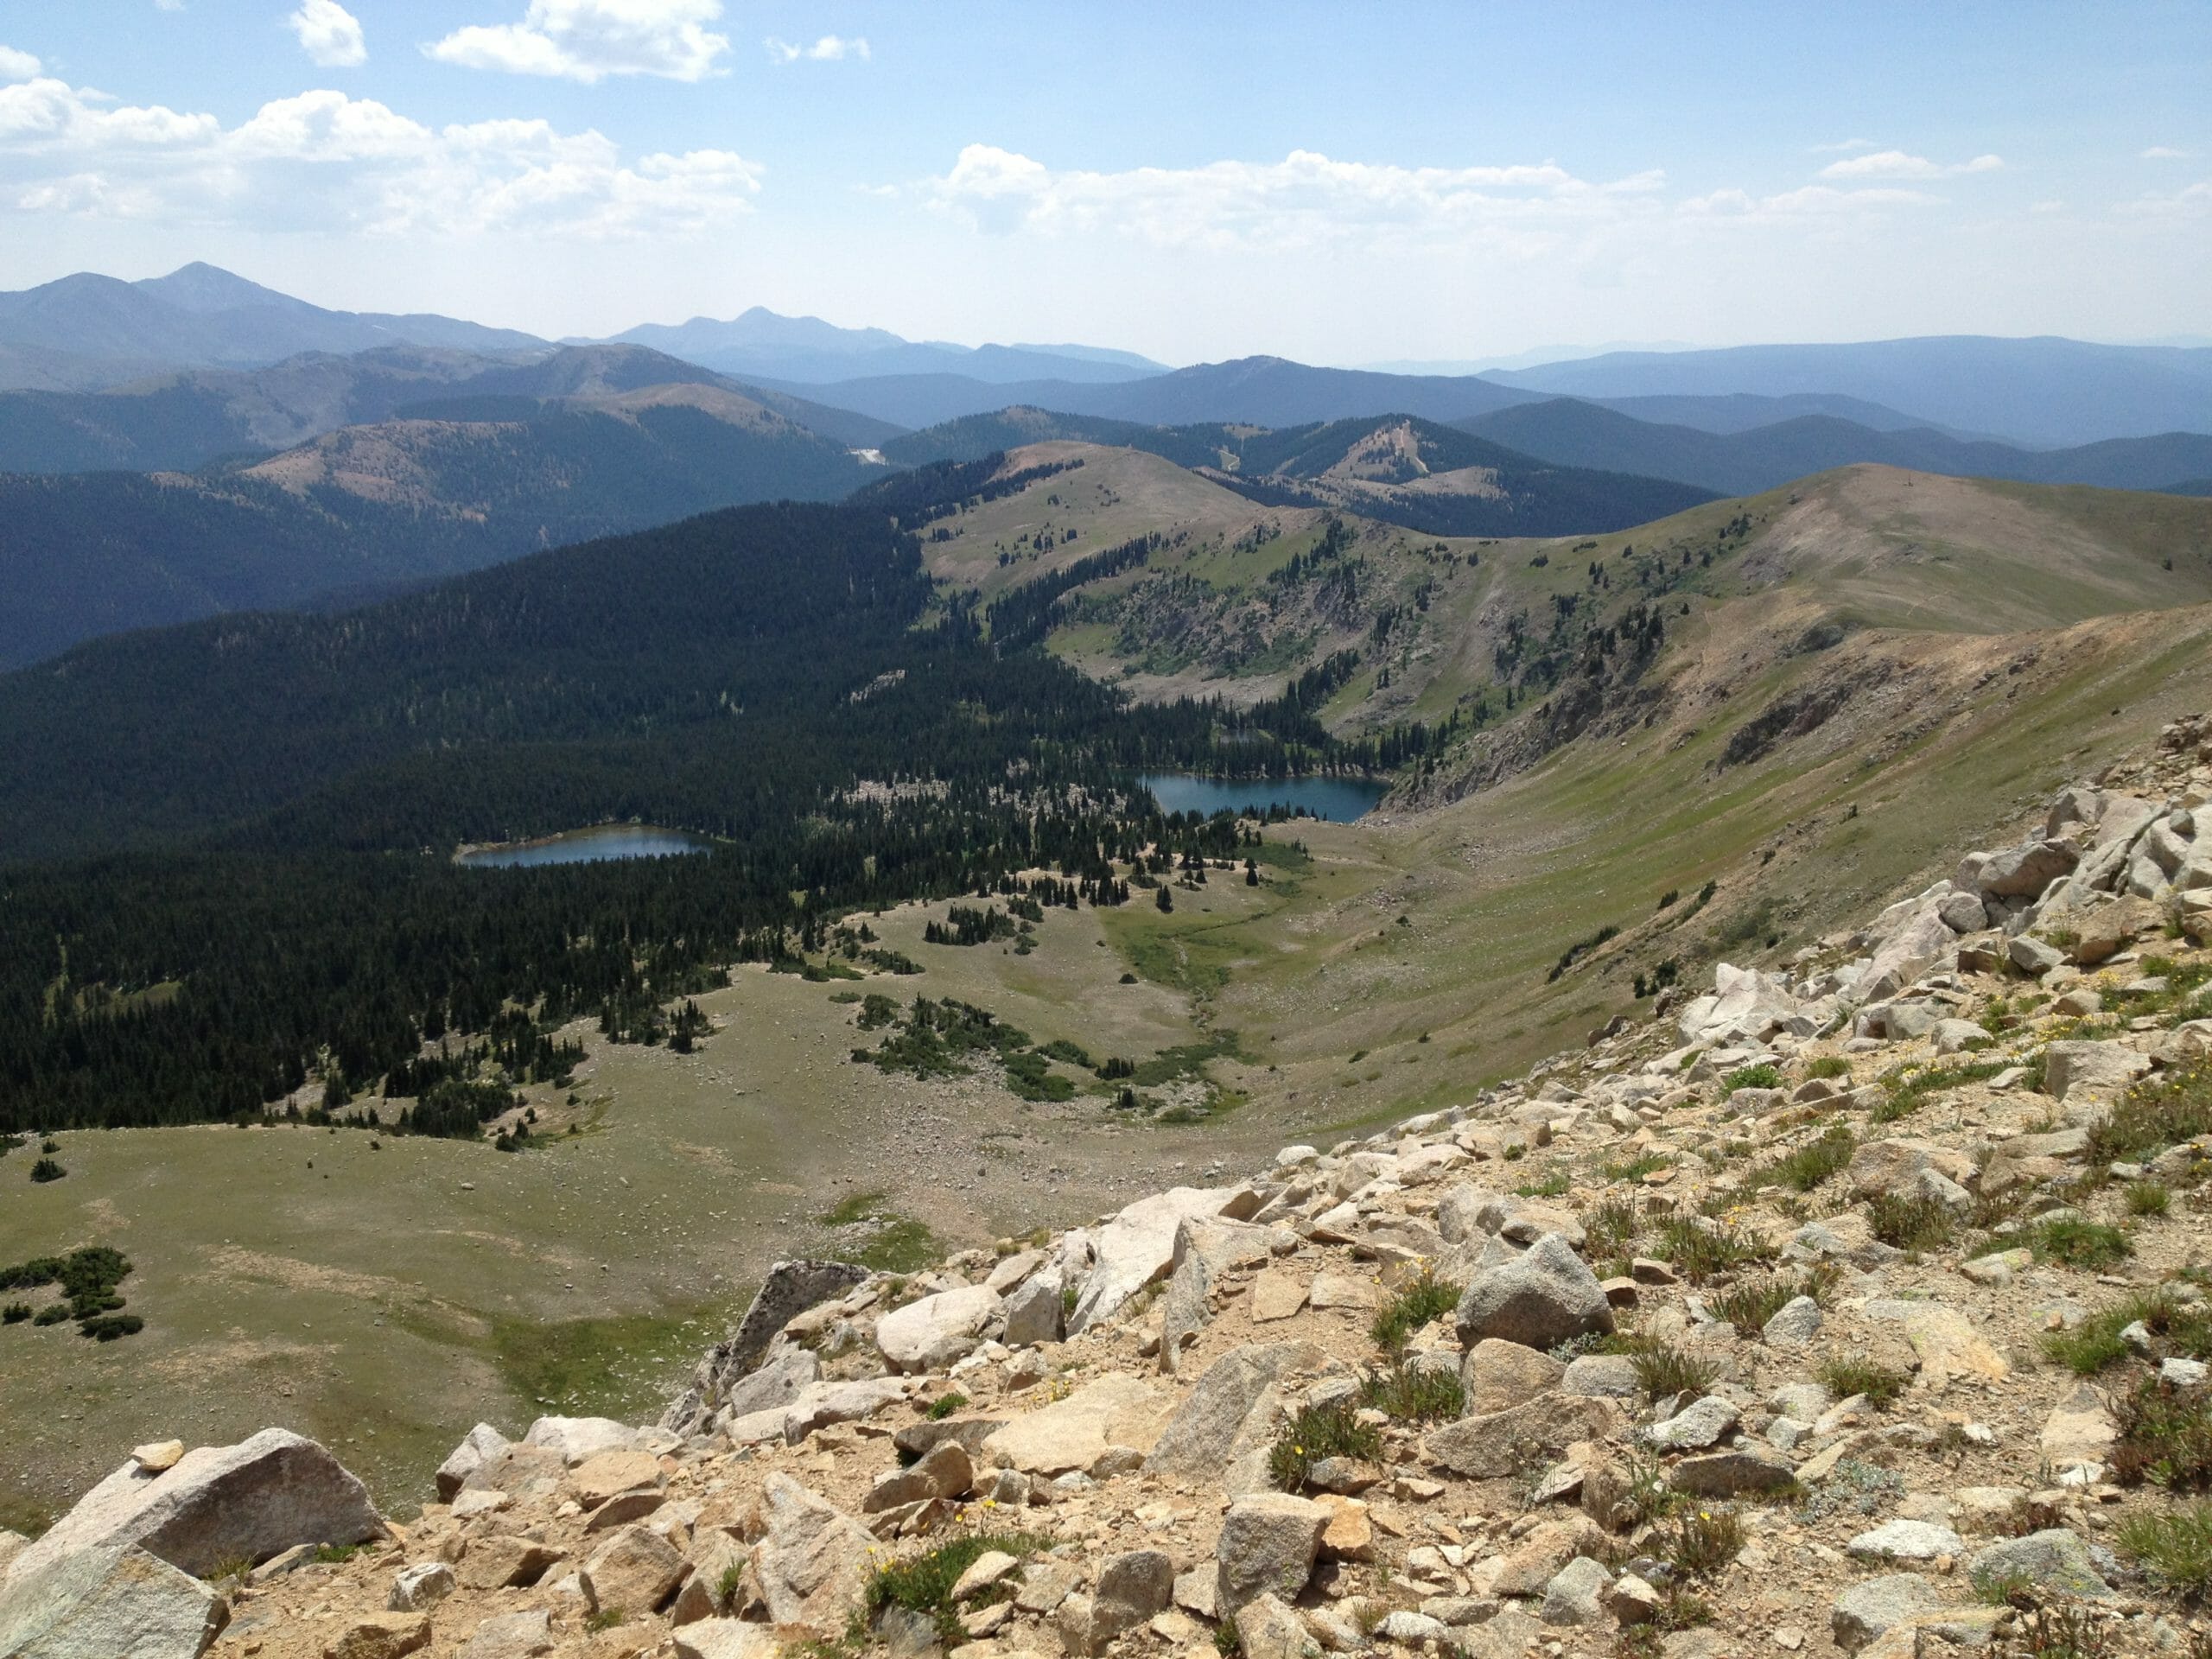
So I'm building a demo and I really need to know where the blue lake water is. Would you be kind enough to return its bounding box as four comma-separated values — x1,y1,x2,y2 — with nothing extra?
1139,772,1389,823
455,825,714,869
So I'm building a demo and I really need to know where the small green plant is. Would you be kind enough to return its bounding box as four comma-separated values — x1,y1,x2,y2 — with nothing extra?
926,1391,969,1421
2116,1501,2212,1602
1708,1268,1830,1334
1754,1124,1854,1193
1370,1270,1463,1355
1815,1356,1909,1409
1618,1445,1680,1528
1664,1505,1745,1579
1601,1151,1673,1182
2046,1287,2212,1375
715,1560,747,1614
312,1543,365,1566
1215,1619,1243,1656
1650,1216,1771,1282
2111,1374,2212,1490
2034,1217,2131,1271
585,1607,626,1633
1805,1056,1853,1080
1268,1401,1383,1491
1586,1195,1643,1258
2128,1181,2172,1218
1515,1166,1570,1198
1359,1360,1464,1424
1992,1598,2115,1659
866,1531,1047,1644
2088,1061,2212,1166
1630,1340,1719,1404
1723,1063,1783,1096
1866,1192,1957,1251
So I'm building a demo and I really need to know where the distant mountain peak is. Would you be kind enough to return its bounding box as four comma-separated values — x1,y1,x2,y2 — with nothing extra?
134,263,319,317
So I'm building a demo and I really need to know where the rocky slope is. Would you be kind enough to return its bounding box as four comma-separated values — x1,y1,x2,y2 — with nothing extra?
5,715,2212,1659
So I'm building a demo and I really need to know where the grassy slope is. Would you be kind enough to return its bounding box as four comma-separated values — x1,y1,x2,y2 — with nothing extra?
5,455,2209,1529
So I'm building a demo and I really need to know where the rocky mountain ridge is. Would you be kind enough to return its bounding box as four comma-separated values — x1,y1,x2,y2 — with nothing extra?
5,715,2212,1659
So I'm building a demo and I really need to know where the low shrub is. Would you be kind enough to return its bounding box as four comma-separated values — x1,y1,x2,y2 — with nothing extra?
2088,1062,2212,1166
2034,1217,2132,1271
2111,1374,2212,1490
1630,1340,1720,1404
1708,1266,1834,1333
867,1531,1048,1643
1360,1360,1464,1424
1664,1505,1745,1579
1371,1270,1463,1355
2115,1501,2212,1602
1649,1216,1772,1282
1756,1125,1855,1193
1268,1401,1383,1491
1723,1064,1783,1096
925,1392,969,1421
1806,1056,1853,1080
1815,1356,1909,1409
1866,1192,1957,1251
2045,1288,2212,1375
2127,1181,2172,1218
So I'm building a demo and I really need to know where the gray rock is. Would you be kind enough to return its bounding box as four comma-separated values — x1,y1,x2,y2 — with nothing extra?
750,1474,876,1637
1965,1530,2115,1601
1847,1520,1964,1561
999,1273,1065,1351
1977,841,2078,900
457,1608,556,1659
1666,1448,1797,1497
434,1424,509,1503
1453,1233,1612,1351
662,1260,869,1435
1762,1296,1823,1347
1931,1019,1989,1055
521,1417,635,1465
874,1285,1001,1374
1160,1218,1278,1373
1378,1611,1451,1643
1832,1575,1950,1656
780,1376,909,1444
2044,1042,2152,1104
0,1543,229,1659
1643,1395,1739,1452
6,1428,379,1586
1093,1550,1174,1640
1540,1556,1614,1628
1145,1343,1338,1496
673,1622,782,1659
386,1562,455,1613
1070,1186,1237,1333
1770,1383,1831,1421
716,1344,819,1423
579,1523,684,1618
1560,1355,1640,1398
1424,1393,1624,1480
1215,1493,1328,1616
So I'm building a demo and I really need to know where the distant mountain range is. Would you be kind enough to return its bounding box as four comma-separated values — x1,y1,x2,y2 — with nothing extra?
594,308,1166,386
1455,400,2212,499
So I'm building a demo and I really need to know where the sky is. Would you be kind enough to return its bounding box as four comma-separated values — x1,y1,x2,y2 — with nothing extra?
0,1,2206,365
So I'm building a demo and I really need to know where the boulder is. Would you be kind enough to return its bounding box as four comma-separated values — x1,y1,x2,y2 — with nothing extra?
434,1424,509,1502
6,1428,379,1586
1643,1395,1738,1452
1249,1268,1307,1324
1847,1521,1964,1562
874,1285,1001,1374
1093,1550,1174,1641
580,1523,685,1618
1832,1575,1951,1656
668,1533,747,1626
2044,1042,2151,1103
1667,1448,1797,1497
749,1475,875,1637
1068,1186,1237,1333
779,1376,910,1444
454,1537,563,1592
322,1614,431,1659
0,1543,229,1659
1160,1217,1279,1372
715,1344,820,1424
662,1260,870,1435
2039,1383,2117,1473
2070,898,2164,965
1560,1354,1640,1398
1453,1233,1611,1351
1145,1343,1338,1496
999,1274,1065,1350
386,1562,455,1613
1423,1393,1624,1480
673,1622,782,1659
985,1374,1170,1477
2008,935,2069,976
1215,1493,1327,1616
568,1450,663,1510
1974,841,2078,899
1462,1339,1566,1414
521,1417,636,1466
1847,1139,1974,1202
1539,1556,1613,1628
455,1610,556,1659
1762,1296,1823,1347
1677,963,1807,1046
1233,1592,1319,1659
1964,1530,2114,1601
1860,903,1957,1002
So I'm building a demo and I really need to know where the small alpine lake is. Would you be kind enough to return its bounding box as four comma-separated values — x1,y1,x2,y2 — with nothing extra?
1138,772,1389,823
454,824,715,869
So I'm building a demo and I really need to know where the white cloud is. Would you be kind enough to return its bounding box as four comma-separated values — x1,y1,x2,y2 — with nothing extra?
2141,145,2191,160
1809,137,1876,155
1817,149,2002,180
765,35,868,63
928,145,1663,251
2117,179,2212,220
0,77,760,236
289,0,367,68
1681,183,1942,219
154,0,184,10
0,45,40,82
426,0,729,83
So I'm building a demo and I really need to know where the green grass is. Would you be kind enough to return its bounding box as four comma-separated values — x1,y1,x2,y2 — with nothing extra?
1815,1356,1909,1409
2128,1181,2172,1218
1268,1401,1383,1491
2116,1503,2212,1602
1601,1151,1674,1182
1360,1360,1465,1424
1805,1056,1853,1081
490,1304,730,1423
866,1530,1049,1643
1866,1192,1957,1251
1650,1216,1773,1282
1630,1340,1720,1403
1752,1124,1854,1193
2088,1061,2212,1166
1370,1271,1462,1354
840,1217,943,1274
1708,1268,1833,1333
2033,1217,2132,1271
2112,1373,2212,1490
1722,1064,1783,1096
